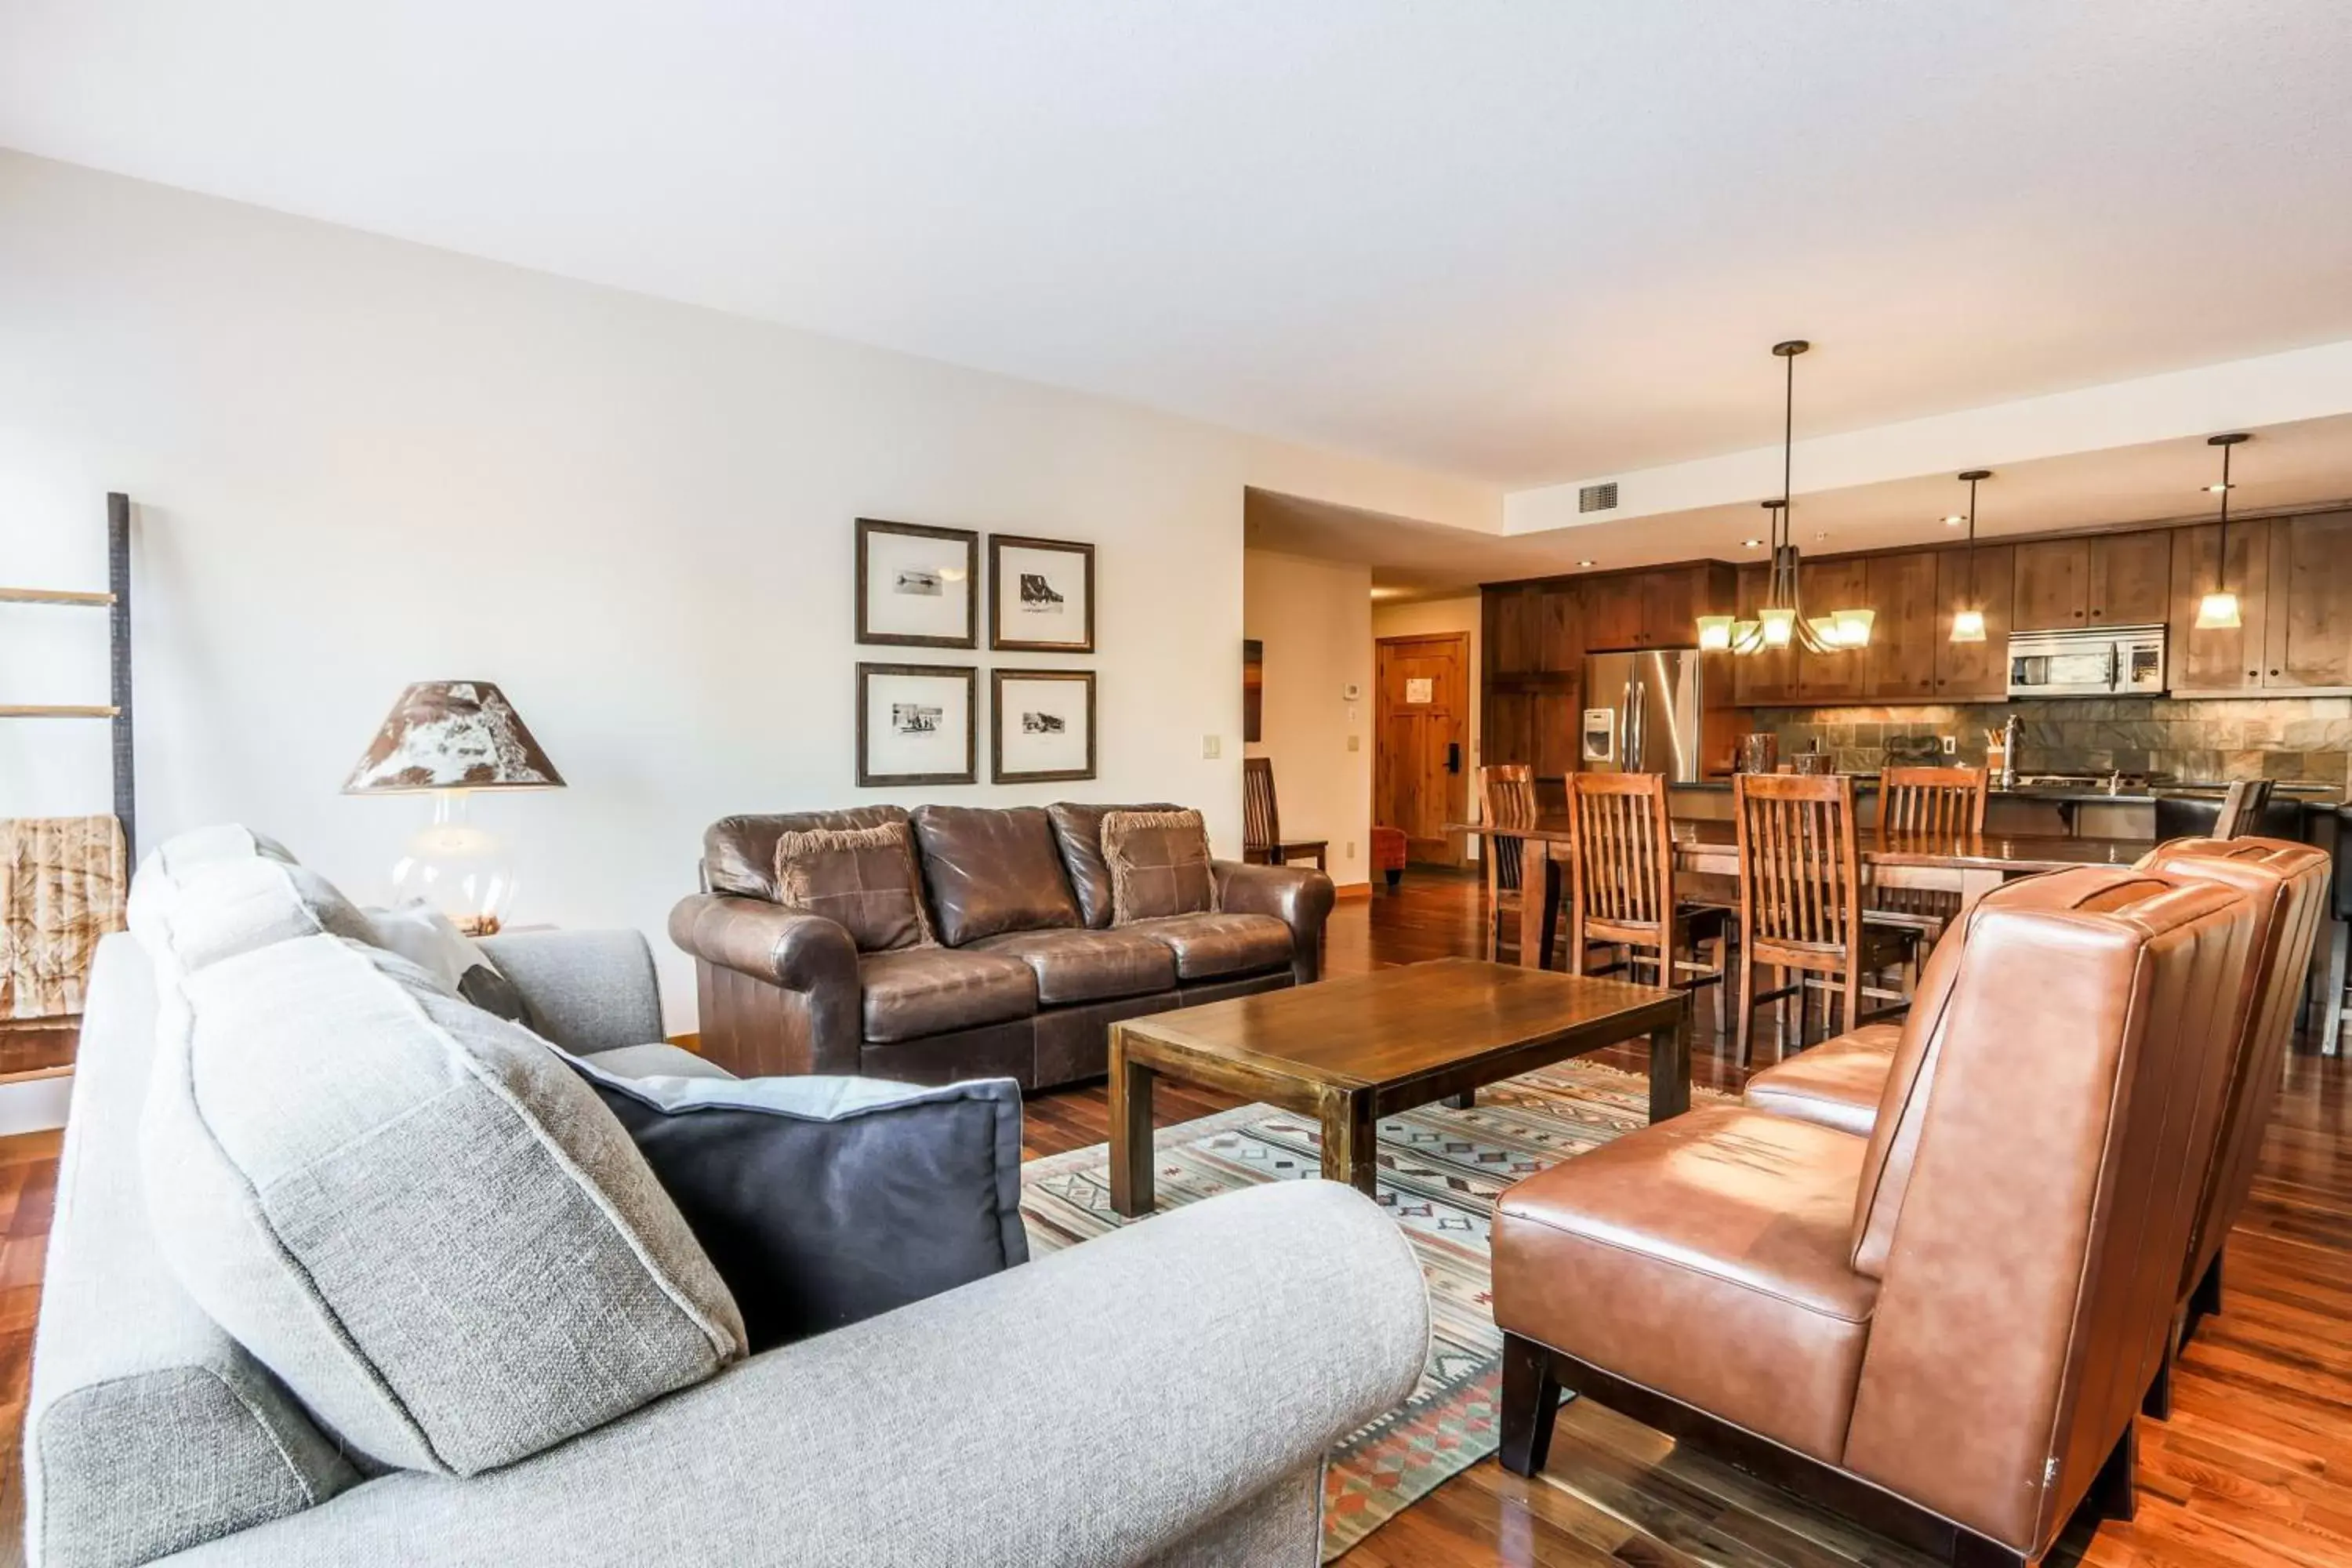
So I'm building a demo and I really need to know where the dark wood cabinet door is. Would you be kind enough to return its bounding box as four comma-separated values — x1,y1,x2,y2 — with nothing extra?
1935,543,2015,700
2265,510,2352,690
1731,563,1798,706
1483,688,1534,767
2087,531,2172,626
1579,575,1642,651
2013,539,2092,630
1795,558,1871,702
1639,568,1698,648
1487,584,1542,675
1537,587,1583,673
2169,520,2270,693
1863,550,1940,701
1533,686,1582,778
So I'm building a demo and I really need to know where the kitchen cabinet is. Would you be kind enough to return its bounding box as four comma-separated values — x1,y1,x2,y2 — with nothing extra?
2263,510,2352,690
2013,539,2092,630
1795,557,1871,703
1578,575,1642,650
2086,531,2172,626
1934,543,2016,701
1731,563,1798,706
1863,549,1940,701
2169,520,2271,693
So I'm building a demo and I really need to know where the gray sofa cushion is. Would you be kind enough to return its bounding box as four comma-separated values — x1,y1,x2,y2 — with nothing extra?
572,1060,1028,1352
142,935,747,1476
26,935,359,1568
125,832,375,985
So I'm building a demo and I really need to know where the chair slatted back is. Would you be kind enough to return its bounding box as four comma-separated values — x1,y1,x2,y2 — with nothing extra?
1479,764,1537,895
1880,765,1987,837
1242,757,1280,851
2213,779,2274,840
1569,772,1673,942
1734,772,1863,956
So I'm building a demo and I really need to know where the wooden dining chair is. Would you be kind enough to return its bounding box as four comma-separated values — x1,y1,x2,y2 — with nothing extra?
1732,773,1918,1065
2214,779,2275,840
1479,764,1539,961
1565,772,1731,1036
1241,757,1329,869
1872,764,1990,940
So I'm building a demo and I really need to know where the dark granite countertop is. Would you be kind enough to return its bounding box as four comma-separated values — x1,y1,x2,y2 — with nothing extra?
1668,777,2344,808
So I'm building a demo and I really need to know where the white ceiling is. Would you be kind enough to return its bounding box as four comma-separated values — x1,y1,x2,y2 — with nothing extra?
5,1,2351,488
1250,414,2352,599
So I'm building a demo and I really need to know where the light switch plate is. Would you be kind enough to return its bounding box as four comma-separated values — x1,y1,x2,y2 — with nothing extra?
1346,735,1360,753
1940,735,1957,754
1202,735,1221,760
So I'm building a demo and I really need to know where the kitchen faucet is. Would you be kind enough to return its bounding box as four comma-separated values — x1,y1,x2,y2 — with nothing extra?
1999,713,2020,790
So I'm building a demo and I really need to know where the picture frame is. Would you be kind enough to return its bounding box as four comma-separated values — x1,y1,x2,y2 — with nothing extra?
990,668,1097,784
856,518,979,648
989,534,1095,653
856,662,978,786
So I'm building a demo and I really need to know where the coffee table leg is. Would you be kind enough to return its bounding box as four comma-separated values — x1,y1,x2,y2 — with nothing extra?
1109,1036,1157,1218
1648,1021,1690,1123
1321,1093,1381,1198
1445,1089,1475,1110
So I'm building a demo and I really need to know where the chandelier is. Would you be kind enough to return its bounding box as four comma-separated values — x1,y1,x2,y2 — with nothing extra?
1696,340,1872,655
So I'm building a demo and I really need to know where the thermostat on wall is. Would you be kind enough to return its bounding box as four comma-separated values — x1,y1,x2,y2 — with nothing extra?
1341,682,1362,701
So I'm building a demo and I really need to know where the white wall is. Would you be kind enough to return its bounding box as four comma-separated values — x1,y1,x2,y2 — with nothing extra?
1370,593,1483,854
1242,550,1371,888
0,151,1493,1029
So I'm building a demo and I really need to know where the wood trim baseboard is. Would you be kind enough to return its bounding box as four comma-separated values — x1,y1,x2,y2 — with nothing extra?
1333,882,1374,901
666,1031,702,1053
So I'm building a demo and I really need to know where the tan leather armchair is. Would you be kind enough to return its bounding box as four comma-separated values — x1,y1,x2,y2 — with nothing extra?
1494,866,2258,1568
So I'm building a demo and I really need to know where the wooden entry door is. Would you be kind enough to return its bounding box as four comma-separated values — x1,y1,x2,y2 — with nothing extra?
1375,633,1470,864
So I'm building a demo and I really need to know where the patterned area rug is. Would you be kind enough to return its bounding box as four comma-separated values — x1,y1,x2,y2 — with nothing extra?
1021,1059,1733,1562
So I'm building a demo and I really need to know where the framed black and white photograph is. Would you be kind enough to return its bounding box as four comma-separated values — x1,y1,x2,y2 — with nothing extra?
857,663,977,786
856,518,979,648
989,534,1094,653
990,669,1096,783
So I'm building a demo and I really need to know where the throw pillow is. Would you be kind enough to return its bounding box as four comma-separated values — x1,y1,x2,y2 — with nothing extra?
1102,808,1218,924
568,1056,1028,1352
127,844,377,987
143,935,746,1477
364,901,538,1026
1046,802,1184,928
773,822,936,952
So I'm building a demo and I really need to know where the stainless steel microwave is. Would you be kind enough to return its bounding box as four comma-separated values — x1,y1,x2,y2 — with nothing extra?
2008,624,2166,699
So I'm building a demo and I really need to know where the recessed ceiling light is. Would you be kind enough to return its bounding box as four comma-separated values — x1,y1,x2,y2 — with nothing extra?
1576,559,1595,568
1741,538,1763,548
2204,482,2233,493
1942,514,1965,525
1815,531,1828,541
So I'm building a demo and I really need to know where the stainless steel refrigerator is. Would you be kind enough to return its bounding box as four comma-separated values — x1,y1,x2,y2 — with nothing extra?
1581,648,1707,782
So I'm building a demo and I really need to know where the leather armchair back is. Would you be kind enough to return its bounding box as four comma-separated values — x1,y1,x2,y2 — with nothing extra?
2135,837,2332,1296
1838,867,2255,1553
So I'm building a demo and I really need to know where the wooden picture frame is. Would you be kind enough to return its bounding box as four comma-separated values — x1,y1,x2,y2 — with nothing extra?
990,668,1097,783
856,662,978,786
856,518,979,648
989,534,1095,653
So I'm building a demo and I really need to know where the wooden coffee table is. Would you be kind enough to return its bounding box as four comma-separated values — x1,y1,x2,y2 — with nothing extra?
1107,956,1687,1216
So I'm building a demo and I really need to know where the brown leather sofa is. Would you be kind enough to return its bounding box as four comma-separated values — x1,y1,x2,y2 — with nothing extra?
1493,866,2259,1568
669,803,1334,1090
1742,837,2330,1384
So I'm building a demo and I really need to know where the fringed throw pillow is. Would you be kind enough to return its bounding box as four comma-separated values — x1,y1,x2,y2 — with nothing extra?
1102,809,1218,924
774,822,936,952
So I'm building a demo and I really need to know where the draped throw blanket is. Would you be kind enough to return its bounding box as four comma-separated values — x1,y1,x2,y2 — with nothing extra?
1,815,127,1018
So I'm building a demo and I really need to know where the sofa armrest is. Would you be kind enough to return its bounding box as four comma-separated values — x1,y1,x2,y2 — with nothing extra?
1214,859,1337,982
474,928,666,1054
169,1181,1430,1568
668,893,864,1075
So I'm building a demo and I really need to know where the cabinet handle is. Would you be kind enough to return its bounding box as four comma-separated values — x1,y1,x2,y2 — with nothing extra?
2089,608,2102,618
2073,610,2085,618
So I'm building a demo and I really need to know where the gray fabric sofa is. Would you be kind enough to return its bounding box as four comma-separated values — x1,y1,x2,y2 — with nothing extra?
30,914,1428,1565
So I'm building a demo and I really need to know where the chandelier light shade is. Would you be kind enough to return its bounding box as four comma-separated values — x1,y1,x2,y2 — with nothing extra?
2194,434,2249,631
1703,341,1871,656
1948,469,1993,644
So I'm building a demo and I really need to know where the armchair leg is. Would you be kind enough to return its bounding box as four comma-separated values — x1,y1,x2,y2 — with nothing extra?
2089,1417,2138,1523
2141,1345,2173,1421
2184,1248,2223,1345
1498,1334,1566,1477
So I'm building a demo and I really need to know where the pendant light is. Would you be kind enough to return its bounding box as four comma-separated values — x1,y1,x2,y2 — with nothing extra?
1695,340,1871,655
2194,433,2249,630
1948,469,1992,643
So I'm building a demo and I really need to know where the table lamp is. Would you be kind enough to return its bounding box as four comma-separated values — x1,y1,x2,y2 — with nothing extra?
343,681,564,935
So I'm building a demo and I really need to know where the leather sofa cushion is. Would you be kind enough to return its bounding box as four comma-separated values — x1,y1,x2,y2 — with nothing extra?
910,805,1081,946
1047,802,1182,928
773,822,936,953
858,947,1039,1044
706,808,911,902
967,927,1178,1006
1493,1105,1877,1464
1742,1024,1901,1137
1124,913,1293,980
1103,810,1217,924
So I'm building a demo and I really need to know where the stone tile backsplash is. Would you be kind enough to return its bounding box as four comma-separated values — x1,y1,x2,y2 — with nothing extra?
1749,695,2352,792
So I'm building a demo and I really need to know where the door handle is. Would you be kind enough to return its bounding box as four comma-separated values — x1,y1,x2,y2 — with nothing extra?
1446,742,1461,775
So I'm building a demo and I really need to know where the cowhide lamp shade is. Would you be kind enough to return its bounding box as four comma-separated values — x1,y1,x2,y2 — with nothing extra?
343,681,564,794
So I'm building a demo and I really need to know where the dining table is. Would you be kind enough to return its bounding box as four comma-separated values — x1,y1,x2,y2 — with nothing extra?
1445,815,2153,971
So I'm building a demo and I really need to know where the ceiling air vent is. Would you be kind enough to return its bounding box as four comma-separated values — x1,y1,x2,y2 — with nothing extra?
1578,481,1619,514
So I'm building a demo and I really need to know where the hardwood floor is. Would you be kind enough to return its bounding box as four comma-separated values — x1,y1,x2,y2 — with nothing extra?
0,869,2343,1567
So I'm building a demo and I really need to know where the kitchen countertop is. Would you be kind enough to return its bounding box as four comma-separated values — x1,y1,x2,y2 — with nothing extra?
1664,778,2345,808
